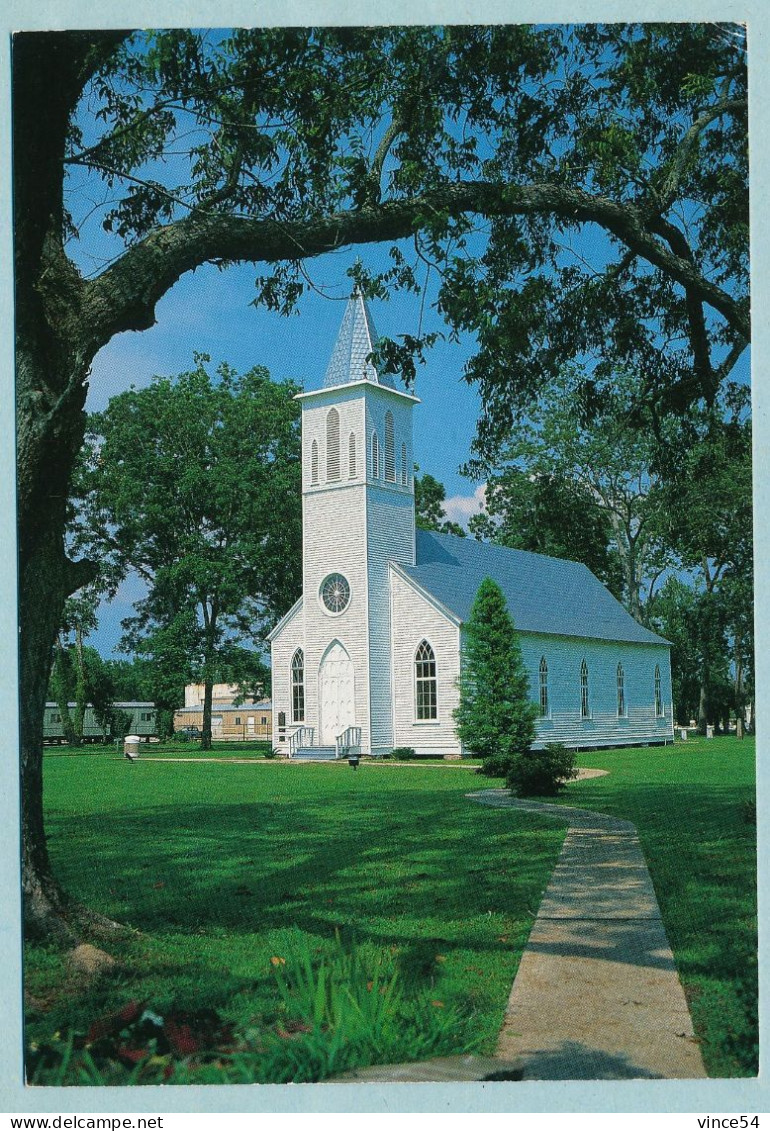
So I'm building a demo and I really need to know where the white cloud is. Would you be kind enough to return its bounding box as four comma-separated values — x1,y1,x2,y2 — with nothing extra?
443,483,487,527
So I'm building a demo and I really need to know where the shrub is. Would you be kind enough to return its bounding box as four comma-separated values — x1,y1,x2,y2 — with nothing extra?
264,746,280,759
454,579,537,764
476,752,514,777
390,747,417,760
506,742,578,797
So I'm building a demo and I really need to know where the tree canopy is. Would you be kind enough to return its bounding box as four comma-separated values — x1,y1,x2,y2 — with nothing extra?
73,359,302,749
14,23,749,939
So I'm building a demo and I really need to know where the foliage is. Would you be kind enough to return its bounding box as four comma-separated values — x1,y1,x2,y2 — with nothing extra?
552,737,757,1076
72,359,302,749
506,742,578,797
454,578,538,773
414,472,465,537
389,746,417,760
468,365,675,621
15,23,749,936
469,467,624,598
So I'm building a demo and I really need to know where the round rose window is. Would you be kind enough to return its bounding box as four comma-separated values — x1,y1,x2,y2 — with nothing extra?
320,573,351,614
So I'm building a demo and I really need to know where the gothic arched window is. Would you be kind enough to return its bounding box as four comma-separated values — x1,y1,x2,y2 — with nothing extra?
384,411,396,481
291,649,305,723
310,439,319,485
371,431,380,479
617,663,626,717
401,443,408,486
415,640,437,720
654,665,663,717
580,659,590,719
326,409,340,481
539,657,549,717
348,432,356,478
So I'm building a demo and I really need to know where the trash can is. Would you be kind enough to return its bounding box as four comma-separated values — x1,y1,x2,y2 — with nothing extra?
124,734,141,761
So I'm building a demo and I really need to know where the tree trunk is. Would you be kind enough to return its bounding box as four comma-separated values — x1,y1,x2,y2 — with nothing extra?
202,677,213,751
17,329,96,940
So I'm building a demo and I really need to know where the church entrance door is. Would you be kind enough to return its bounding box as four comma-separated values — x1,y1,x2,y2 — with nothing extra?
319,640,355,746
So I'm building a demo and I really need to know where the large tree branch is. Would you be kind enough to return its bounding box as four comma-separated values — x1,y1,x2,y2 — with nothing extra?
78,179,750,356
653,95,746,215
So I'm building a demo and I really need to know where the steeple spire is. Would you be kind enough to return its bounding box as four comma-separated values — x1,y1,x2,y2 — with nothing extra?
322,289,398,390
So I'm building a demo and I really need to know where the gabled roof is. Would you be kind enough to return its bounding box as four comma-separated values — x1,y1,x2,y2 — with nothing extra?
322,290,398,390
402,528,669,646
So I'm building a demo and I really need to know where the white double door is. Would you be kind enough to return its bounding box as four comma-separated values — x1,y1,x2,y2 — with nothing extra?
319,640,356,745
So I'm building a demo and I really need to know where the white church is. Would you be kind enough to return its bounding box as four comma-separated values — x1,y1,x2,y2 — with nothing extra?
269,292,675,759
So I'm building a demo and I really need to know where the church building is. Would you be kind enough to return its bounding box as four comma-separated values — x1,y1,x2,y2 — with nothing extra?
269,292,674,759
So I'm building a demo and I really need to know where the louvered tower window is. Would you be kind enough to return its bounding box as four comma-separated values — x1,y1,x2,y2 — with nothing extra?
384,411,396,481
580,659,590,719
539,657,549,717
401,443,408,486
654,665,663,716
291,650,305,723
348,432,356,478
415,640,437,720
617,663,626,717
326,409,340,481
310,440,319,485
371,431,380,478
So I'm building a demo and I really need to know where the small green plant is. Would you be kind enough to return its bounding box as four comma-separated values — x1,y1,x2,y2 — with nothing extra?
506,742,578,797
390,746,417,760
475,752,513,777
264,747,280,760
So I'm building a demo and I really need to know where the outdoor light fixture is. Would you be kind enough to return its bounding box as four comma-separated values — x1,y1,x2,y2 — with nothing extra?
348,756,360,770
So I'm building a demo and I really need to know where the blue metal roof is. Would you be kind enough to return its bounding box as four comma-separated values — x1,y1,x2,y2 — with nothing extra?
322,290,399,390
404,528,669,646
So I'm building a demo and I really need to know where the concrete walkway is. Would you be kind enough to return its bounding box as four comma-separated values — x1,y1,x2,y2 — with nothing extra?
469,789,706,1080
337,787,705,1084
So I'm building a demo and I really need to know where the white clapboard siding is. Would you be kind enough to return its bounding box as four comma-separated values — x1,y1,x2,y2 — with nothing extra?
390,567,463,755
269,598,305,753
518,632,674,749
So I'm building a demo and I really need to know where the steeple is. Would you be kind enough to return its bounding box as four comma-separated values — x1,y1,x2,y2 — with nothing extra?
322,289,398,390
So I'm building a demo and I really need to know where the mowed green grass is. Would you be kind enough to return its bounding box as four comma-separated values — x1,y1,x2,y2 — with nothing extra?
26,736,757,1081
27,755,566,1082
547,736,758,1077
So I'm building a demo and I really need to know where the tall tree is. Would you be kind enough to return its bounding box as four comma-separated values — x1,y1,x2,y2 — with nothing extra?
414,472,466,537
14,25,748,937
454,578,537,772
469,366,674,621
73,360,302,751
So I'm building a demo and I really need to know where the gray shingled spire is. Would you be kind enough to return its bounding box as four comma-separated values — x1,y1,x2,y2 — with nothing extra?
322,290,397,390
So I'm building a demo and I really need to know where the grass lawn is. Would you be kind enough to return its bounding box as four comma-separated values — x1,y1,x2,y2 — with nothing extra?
546,735,758,1078
26,753,566,1084
25,735,757,1082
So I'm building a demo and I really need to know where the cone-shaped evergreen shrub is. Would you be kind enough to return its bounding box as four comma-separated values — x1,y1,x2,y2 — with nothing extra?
454,578,538,773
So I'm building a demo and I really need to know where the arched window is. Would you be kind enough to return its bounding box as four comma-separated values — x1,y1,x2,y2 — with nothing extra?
415,640,437,720
348,432,356,479
371,431,380,479
617,662,626,717
401,443,408,487
539,657,549,717
291,649,305,723
384,411,396,481
654,665,663,717
310,439,319,485
326,409,340,481
580,659,590,719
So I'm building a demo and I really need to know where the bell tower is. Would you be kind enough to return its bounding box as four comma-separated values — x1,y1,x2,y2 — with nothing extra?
295,291,419,755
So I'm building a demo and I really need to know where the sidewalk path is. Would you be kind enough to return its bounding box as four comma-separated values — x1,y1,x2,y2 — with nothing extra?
469,789,706,1079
